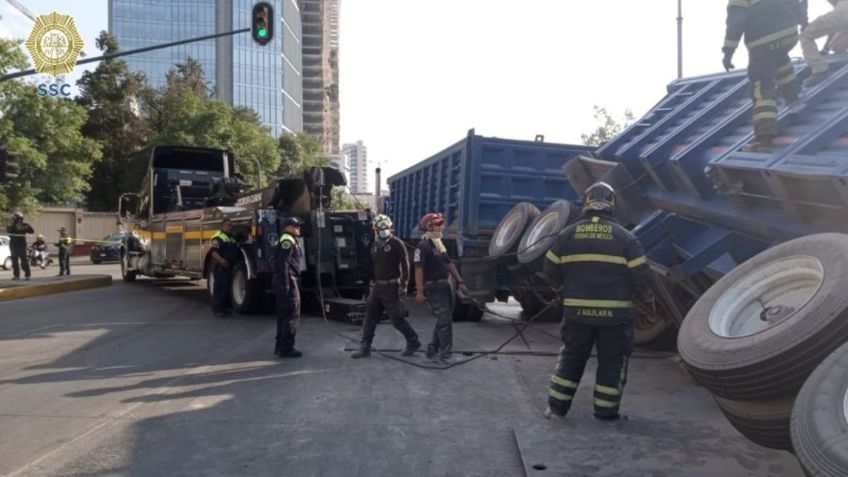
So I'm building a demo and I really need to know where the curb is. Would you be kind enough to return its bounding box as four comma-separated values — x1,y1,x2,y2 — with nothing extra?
0,275,113,302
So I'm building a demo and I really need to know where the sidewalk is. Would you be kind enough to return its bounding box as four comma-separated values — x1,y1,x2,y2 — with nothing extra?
0,274,112,303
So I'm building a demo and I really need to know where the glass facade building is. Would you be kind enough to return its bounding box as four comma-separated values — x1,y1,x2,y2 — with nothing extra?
109,0,303,136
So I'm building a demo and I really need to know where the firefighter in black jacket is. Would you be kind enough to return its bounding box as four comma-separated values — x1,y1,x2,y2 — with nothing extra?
543,182,650,421
722,0,807,153
351,214,420,359
209,218,239,317
274,216,303,358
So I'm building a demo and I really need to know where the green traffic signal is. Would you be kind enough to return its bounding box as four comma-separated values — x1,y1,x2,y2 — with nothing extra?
252,2,274,46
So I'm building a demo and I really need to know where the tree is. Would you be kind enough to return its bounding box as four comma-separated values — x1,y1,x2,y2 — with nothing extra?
0,32,102,216
76,31,151,211
277,132,328,178
580,106,636,147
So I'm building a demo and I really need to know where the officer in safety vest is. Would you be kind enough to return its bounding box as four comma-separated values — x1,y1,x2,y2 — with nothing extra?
543,182,650,421
274,216,303,358
56,228,73,276
209,218,239,317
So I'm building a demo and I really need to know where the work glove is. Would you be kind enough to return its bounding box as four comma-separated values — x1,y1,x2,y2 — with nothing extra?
722,51,735,72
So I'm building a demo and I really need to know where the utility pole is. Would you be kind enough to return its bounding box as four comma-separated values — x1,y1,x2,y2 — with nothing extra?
677,0,684,79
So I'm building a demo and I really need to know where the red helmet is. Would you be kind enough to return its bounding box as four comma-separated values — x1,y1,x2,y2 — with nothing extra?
419,213,445,232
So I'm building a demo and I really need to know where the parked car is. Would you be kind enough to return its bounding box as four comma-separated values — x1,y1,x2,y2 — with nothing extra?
90,233,127,264
0,235,10,270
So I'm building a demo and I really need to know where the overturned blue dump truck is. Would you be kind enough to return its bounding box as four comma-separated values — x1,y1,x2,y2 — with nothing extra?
386,130,594,322
568,55,848,470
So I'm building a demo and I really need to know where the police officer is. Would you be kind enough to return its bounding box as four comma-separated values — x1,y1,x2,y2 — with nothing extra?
414,213,469,363
351,214,420,359
56,228,72,275
274,216,303,358
722,0,807,152
543,182,650,421
6,212,34,281
209,218,239,317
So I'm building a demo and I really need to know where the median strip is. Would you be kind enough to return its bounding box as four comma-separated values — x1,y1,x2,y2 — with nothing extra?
0,275,112,302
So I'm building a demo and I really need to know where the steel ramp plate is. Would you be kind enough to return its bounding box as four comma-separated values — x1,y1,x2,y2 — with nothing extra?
513,417,802,477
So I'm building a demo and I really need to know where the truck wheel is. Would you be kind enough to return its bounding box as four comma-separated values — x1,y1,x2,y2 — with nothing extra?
205,260,215,301
517,200,572,265
231,262,262,314
121,251,137,282
3,257,10,270
452,302,470,322
714,395,794,451
634,312,676,351
678,233,848,400
489,202,540,258
791,340,848,476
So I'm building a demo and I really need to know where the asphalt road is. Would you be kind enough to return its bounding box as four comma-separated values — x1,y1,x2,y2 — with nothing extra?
0,261,804,476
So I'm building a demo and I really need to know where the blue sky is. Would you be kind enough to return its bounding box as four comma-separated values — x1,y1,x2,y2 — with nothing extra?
0,0,834,183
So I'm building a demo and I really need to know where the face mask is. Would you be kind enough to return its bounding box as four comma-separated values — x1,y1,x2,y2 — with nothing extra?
377,229,391,240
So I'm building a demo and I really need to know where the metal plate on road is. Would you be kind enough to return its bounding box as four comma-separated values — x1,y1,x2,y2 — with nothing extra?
513,420,802,477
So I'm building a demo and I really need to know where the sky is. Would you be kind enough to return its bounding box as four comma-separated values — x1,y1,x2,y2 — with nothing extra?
0,0,834,185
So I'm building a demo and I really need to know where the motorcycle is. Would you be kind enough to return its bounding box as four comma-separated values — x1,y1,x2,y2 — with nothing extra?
28,246,53,269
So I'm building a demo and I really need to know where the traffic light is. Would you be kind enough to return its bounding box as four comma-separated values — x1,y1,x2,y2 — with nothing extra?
252,2,274,46
0,147,21,183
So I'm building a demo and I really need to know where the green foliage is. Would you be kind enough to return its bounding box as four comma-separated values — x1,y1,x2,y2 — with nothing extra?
277,132,329,177
331,188,359,210
580,106,636,147
76,31,151,211
0,33,102,216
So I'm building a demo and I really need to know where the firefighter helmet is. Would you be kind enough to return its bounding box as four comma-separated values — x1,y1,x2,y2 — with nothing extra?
12,211,23,220
374,214,393,231
280,216,303,229
583,182,616,212
419,213,445,232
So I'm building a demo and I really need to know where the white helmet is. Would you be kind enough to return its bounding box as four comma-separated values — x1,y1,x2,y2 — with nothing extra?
373,214,393,231
37,234,44,239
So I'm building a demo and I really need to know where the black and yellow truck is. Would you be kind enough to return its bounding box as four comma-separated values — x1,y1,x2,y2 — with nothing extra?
118,145,374,318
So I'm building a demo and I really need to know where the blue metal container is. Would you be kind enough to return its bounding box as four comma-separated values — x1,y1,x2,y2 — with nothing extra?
386,129,594,252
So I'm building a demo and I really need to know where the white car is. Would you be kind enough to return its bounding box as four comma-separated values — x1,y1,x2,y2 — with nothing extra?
0,235,10,270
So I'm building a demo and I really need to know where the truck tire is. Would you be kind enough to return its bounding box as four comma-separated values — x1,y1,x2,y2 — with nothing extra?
634,312,677,351
205,260,216,302
678,233,848,401
791,340,848,476
517,200,572,265
3,257,11,270
489,202,540,258
452,302,470,322
714,395,794,451
231,262,263,314
121,251,137,282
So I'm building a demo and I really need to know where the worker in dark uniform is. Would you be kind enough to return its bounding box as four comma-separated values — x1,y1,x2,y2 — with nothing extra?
56,228,73,276
543,182,650,421
414,213,469,363
722,0,807,153
274,216,303,358
209,218,239,317
351,214,420,359
7,212,34,281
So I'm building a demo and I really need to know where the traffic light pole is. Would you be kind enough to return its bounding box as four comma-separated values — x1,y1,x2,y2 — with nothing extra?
0,27,250,83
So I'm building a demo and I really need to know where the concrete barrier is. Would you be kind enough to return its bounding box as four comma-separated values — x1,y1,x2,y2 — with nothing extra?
0,275,112,302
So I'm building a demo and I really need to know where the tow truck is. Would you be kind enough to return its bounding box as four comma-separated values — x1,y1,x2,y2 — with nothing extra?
118,145,374,320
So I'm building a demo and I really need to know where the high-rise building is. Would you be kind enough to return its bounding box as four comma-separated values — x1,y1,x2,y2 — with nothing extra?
108,0,303,137
342,141,368,194
300,0,340,154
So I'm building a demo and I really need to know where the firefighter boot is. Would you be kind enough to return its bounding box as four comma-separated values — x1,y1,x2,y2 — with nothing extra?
401,339,421,357
742,135,774,153
351,342,372,359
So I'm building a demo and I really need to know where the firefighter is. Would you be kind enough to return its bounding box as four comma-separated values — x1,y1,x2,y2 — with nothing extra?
542,182,650,421
6,212,34,281
351,214,420,359
801,0,848,87
414,213,470,363
209,218,239,317
722,0,807,153
274,216,304,358
56,228,72,276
